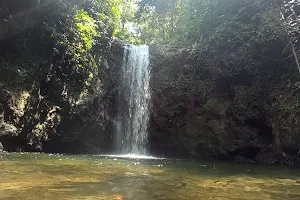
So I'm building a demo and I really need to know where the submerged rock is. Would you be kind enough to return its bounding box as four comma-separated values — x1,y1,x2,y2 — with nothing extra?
175,181,187,188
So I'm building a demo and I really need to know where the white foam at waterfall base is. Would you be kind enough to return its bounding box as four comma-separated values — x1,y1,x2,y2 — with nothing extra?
102,154,162,159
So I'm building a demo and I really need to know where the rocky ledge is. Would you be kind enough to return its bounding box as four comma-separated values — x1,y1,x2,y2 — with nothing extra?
148,43,300,165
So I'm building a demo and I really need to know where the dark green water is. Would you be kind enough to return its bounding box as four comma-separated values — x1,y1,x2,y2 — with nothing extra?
0,153,300,200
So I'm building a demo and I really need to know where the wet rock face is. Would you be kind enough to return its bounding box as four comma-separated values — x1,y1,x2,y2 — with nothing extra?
0,37,124,154
38,40,124,154
148,43,300,164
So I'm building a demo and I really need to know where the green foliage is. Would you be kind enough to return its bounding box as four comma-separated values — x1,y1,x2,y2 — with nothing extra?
136,0,285,46
111,0,143,44
136,0,179,43
74,10,98,52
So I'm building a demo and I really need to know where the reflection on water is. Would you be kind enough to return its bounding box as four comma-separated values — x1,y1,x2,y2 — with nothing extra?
0,153,300,200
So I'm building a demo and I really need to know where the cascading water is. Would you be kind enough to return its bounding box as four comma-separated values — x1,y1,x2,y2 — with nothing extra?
115,44,151,156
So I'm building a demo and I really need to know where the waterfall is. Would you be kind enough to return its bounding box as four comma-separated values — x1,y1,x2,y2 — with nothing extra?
116,44,151,156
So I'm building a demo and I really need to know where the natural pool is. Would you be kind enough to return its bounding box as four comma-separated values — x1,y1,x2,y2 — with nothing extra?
0,153,300,200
